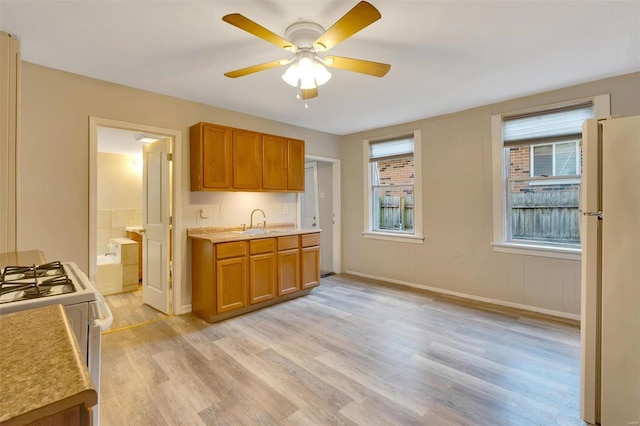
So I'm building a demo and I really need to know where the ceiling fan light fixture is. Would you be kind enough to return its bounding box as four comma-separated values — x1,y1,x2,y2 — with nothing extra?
299,74,316,90
281,56,331,90
312,62,332,86
282,62,300,87
223,2,390,103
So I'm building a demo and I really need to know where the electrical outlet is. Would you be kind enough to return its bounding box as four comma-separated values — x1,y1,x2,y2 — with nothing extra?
283,206,289,215
452,248,460,257
200,208,209,219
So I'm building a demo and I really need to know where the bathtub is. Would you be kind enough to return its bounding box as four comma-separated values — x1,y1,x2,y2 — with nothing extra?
96,254,123,296
97,254,118,266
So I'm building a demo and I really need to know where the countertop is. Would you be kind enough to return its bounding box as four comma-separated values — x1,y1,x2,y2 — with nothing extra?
188,227,321,244
0,304,97,425
0,250,46,269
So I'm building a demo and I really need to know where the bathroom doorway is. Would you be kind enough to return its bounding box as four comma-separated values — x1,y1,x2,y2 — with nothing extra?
89,118,182,330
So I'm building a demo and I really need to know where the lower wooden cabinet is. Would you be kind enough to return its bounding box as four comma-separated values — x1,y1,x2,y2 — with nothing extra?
249,239,276,304
301,233,320,289
190,232,320,323
216,256,247,313
301,246,320,290
278,249,300,296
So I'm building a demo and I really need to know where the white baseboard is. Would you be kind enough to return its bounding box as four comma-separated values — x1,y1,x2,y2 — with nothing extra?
344,270,581,322
179,304,192,315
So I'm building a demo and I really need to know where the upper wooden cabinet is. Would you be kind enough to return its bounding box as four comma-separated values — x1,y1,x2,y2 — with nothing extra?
287,138,305,191
190,122,305,192
262,135,288,190
190,123,233,190
233,129,262,190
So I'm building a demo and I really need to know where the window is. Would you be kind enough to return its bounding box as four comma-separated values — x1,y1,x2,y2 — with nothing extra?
531,141,579,177
491,94,610,259
363,131,423,243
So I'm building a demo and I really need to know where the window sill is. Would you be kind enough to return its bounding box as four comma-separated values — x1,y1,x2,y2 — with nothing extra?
491,242,581,260
362,231,424,244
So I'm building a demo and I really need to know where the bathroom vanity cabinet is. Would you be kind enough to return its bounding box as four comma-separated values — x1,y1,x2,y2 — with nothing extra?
190,229,320,323
189,122,305,192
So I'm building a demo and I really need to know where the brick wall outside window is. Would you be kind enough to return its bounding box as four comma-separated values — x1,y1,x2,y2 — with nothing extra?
375,158,414,197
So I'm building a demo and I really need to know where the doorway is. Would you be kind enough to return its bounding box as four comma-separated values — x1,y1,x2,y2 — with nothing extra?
300,155,341,276
89,117,182,330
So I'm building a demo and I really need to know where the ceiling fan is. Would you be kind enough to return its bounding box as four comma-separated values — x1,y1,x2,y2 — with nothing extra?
222,1,391,102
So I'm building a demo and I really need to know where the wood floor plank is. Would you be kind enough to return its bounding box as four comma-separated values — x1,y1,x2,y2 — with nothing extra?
100,274,584,426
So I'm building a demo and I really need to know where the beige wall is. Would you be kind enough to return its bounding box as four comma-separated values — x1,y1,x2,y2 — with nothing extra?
340,72,640,317
96,152,143,255
17,62,340,307
97,152,142,210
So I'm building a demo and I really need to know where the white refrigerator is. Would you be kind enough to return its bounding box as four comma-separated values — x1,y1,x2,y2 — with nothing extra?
580,116,640,426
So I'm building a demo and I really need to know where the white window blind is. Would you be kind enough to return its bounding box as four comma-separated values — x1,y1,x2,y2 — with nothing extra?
369,137,413,161
503,103,593,146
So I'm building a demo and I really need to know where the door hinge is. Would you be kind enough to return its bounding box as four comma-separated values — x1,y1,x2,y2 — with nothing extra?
167,153,173,161
169,216,173,225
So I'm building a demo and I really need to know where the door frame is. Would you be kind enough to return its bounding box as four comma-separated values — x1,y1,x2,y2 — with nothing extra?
301,155,341,274
301,161,320,229
88,117,183,314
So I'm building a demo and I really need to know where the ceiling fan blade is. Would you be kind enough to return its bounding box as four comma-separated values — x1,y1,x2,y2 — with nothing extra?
301,87,318,100
313,1,381,51
222,14,296,51
325,56,390,77
224,60,286,78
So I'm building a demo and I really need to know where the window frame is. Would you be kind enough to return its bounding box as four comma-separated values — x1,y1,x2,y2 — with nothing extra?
491,94,610,260
363,130,424,244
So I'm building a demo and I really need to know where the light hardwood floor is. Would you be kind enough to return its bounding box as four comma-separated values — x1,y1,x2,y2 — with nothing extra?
104,287,169,331
100,274,585,425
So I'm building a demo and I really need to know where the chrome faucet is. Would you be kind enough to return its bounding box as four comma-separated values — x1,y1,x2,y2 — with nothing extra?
249,208,266,229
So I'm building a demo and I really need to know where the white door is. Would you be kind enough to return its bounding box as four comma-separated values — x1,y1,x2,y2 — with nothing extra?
142,138,171,314
301,162,319,228
600,116,640,425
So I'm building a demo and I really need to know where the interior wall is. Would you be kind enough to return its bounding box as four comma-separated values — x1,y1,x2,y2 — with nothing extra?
317,162,333,272
340,71,640,317
17,62,341,308
96,152,143,255
188,191,297,230
97,152,142,210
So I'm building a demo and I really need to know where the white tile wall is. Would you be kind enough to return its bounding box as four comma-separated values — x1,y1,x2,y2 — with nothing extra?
96,209,141,254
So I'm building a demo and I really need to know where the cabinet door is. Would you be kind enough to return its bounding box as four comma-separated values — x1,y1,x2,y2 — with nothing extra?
250,253,276,304
262,135,287,190
216,256,248,313
233,129,262,190
127,231,143,282
301,246,320,289
287,139,305,191
278,249,300,296
195,124,233,190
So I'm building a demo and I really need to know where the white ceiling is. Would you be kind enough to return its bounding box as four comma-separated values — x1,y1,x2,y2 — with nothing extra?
97,127,163,155
2,1,639,135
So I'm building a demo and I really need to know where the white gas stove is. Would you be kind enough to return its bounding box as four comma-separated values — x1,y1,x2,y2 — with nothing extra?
0,260,113,425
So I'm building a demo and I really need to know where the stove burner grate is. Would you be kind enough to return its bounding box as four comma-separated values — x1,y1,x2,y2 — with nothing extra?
0,261,76,303
24,286,52,298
